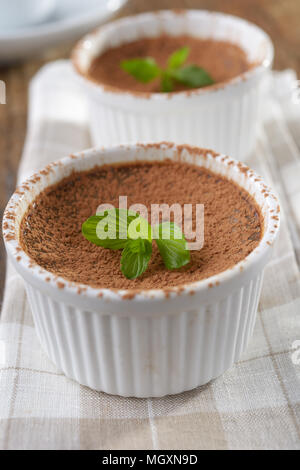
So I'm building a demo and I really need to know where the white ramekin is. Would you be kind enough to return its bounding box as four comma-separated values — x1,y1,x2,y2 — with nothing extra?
3,143,280,397
72,10,274,161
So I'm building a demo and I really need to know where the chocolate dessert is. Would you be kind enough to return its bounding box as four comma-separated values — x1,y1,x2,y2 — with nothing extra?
20,160,262,290
86,35,253,93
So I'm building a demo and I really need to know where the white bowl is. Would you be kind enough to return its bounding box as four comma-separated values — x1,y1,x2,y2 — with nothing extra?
3,143,280,397
0,0,128,64
0,0,56,30
72,10,274,160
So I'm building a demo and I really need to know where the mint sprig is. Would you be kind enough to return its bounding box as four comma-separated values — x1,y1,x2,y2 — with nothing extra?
82,209,190,279
121,46,214,92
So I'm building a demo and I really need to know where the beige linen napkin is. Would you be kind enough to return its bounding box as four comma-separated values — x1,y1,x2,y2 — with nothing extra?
0,62,300,450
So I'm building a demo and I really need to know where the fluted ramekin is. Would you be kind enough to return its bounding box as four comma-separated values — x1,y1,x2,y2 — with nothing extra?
3,143,280,397
72,10,273,160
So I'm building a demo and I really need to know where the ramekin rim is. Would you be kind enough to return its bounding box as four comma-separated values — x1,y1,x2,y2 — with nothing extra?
3,143,280,302
71,9,274,100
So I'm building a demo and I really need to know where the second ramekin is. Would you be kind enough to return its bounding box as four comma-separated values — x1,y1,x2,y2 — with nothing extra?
72,10,274,160
3,143,280,397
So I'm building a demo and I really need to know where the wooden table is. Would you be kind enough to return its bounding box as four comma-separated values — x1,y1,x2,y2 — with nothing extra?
0,0,299,305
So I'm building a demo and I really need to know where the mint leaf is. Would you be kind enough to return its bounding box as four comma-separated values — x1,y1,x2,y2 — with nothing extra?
170,65,214,88
121,238,152,279
128,216,152,242
161,73,174,92
121,58,161,83
154,222,190,270
167,46,189,69
82,209,139,250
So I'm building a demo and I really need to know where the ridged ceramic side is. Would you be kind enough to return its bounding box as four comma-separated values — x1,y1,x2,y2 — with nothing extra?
3,144,280,397
72,10,274,160
26,275,263,397
87,84,261,160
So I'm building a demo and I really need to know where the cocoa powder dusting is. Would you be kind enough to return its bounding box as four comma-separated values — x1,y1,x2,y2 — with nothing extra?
87,35,253,93
20,160,262,290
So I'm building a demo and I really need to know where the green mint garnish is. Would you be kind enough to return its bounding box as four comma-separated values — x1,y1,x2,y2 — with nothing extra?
169,65,214,88
120,46,214,92
121,238,152,279
167,46,189,69
82,209,190,280
121,58,160,83
154,222,190,270
161,73,174,93
82,209,139,250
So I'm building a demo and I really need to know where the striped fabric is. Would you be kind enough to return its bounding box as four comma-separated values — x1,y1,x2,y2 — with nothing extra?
0,62,299,450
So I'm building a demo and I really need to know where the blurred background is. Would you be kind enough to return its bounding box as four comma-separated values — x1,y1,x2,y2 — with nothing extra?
0,0,299,303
